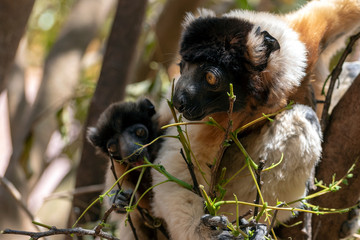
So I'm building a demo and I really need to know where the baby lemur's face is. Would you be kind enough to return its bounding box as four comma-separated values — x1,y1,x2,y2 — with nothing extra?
105,123,150,166
87,99,158,167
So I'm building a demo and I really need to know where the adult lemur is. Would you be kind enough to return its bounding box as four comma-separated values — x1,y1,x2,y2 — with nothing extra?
151,0,360,239
88,98,166,240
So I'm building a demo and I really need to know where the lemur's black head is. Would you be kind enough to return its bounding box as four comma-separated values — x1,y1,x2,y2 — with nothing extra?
87,98,159,166
173,15,280,121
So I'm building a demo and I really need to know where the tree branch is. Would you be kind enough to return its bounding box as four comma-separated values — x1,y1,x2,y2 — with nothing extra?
180,148,201,197
2,203,121,240
253,159,265,218
0,176,35,223
209,84,236,199
320,32,360,131
2,226,119,240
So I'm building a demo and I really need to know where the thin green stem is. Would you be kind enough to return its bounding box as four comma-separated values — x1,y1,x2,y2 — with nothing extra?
32,221,52,230
262,153,283,172
166,95,208,185
287,162,357,206
230,133,258,170
72,197,101,228
235,101,293,134
221,163,247,187
245,156,265,207
119,135,178,162
161,121,205,129
199,185,216,215
149,161,193,191
126,167,146,217
213,200,349,215
132,180,172,209
255,202,268,222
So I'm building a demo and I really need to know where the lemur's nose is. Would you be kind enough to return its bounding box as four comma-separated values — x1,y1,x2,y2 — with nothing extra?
173,93,187,112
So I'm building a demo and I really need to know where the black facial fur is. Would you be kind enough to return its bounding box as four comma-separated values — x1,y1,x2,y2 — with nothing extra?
180,17,253,72
173,62,248,120
174,16,280,120
87,98,160,165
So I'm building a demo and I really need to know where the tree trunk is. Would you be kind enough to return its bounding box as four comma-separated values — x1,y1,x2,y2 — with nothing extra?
6,0,115,193
0,0,35,92
132,0,203,83
311,73,360,240
69,0,148,224
0,1,35,235
276,74,360,240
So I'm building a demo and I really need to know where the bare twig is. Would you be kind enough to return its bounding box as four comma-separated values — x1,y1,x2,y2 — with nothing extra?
1,226,119,240
209,84,236,199
180,148,201,197
253,159,265,218
127,213,139,240
94,204,117,234
320,32,360,131
268,203,284,236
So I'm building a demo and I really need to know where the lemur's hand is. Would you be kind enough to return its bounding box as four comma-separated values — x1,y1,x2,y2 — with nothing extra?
109,189,133,213
199,214,235,240
200,214,267,240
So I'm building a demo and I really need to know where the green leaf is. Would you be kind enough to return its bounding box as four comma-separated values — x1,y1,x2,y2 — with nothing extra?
342,179,349,185
235,0,253,10
223,140,232,147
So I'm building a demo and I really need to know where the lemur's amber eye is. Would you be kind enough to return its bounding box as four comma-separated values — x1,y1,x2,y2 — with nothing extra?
206,72,217,85
135,127,147,138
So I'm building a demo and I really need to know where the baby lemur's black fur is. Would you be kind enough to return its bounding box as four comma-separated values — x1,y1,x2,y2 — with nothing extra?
87,98,165,240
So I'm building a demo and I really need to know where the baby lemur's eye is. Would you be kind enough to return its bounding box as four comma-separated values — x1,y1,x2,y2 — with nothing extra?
107,139,118,155
135,127,148,139
206,72,217,85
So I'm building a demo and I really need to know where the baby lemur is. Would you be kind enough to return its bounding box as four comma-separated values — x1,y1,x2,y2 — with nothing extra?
87,98,166,240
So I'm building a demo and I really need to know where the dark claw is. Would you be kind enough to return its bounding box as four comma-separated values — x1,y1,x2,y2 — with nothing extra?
217,231,236,240
249,224,267,240
201,214,228,230
200,215,268,240
200,214,236,239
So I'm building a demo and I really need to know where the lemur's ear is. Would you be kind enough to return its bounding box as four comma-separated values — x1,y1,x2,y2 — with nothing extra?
247,26,280,71
87,127,99,147
139,98,156,117
261,30,280,53
182,8,216,28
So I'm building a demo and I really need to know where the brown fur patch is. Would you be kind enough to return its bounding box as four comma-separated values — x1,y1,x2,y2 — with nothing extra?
285,0,360,116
